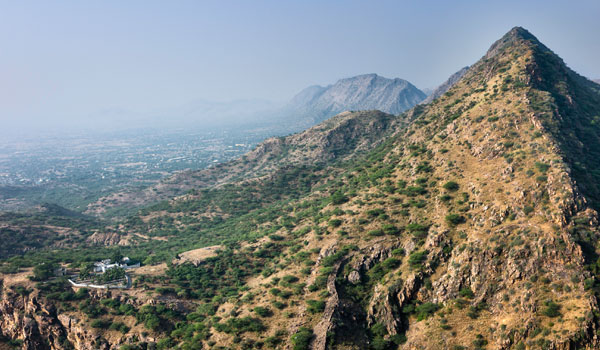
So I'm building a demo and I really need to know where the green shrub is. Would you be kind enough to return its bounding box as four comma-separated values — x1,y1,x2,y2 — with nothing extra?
90,319,110,329
443,181,460,191
408,251,427,270
156,338,176,350
306,300,326,314
254,306,273,317
331,192,349,205
459,287,474,299
109,322,130,333
391,248,405,256
291,327,313,350
381,257,401,270
472,334,488,349
214,316,266,334
467,306,480,319
535,162,550,173
440,194,453,202
406,223,429,240
445,214,465,226
415,302,439,320
382,224,400,235
281,275,299,284
272,301,287,310
32,262,59,281
542,300,561,318
328,219,343,228
368,229,384,237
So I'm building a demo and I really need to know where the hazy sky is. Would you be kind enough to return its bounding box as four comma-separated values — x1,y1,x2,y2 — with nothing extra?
1,0,599,132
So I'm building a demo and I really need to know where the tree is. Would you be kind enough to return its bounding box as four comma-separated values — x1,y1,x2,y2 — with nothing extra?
33,262,59,281
79,262,94,280
110,250,124,264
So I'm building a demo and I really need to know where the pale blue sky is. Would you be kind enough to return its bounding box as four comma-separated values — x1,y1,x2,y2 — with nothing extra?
1,0,599,131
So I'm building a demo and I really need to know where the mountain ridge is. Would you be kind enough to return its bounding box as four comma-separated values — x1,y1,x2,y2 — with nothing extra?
84,110,408,217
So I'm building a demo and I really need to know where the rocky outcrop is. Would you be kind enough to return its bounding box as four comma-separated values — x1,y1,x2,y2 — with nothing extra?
0,291,74,350
86,231,125,246
0,288,154,350
311,261,342,350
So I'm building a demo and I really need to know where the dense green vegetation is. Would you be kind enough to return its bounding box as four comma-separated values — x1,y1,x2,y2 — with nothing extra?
0,205,101,259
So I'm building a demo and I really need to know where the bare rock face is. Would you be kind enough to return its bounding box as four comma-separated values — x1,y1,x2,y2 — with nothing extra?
347,270,361,284
0,291,71,350
86,231,124,246
310,261,342,350
366,283,403,335
0,288,152,350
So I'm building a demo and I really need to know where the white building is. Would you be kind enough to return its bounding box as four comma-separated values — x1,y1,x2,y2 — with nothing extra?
93,257,140,273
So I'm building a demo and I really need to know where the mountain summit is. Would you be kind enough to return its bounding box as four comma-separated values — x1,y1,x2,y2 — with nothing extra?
282,73,426,129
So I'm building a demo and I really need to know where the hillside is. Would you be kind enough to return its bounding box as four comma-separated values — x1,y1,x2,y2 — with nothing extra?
120,26,600,349
0,204,104,260
85,110,407,217
280,74,426,130
2,26,600,350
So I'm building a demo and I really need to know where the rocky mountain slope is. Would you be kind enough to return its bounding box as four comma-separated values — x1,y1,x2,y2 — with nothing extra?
281,74,426,130
165,26,600,350
421,66,469,104
2,27,600,350
133,26,600,349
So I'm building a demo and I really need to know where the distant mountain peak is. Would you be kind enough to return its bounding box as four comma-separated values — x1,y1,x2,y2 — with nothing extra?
282,73,425,130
